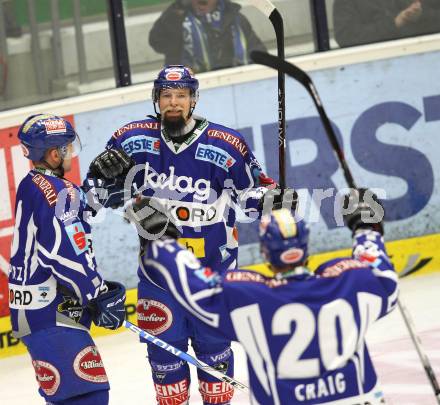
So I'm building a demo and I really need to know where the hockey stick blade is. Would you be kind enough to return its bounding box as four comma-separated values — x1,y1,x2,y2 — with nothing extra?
251,50,357,189
124,320,249,392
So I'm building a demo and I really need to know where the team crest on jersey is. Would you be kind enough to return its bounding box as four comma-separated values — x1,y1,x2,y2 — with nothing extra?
121,135,160,156
137,299,173,335
195,143,236,172
73,346,108,383
32,360,61,396
65,222,87,255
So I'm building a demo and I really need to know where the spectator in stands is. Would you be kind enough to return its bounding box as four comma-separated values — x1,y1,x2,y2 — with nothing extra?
149,0,266,73
333,0,440,48
4,0,21,37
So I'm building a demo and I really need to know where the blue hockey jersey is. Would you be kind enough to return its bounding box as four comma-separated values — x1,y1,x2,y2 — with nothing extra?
9,169,105,338
141,230,398,404
107,117,271,272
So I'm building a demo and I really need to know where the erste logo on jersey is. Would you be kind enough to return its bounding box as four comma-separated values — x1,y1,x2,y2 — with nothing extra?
195,143,236,172
137,299,173,335
32,360,60,396
73,346,108,383
44,119,67,134
65,222,87,255
121,135,160,156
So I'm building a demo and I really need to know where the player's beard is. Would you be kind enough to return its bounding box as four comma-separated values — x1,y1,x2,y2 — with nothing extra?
162,108,188,136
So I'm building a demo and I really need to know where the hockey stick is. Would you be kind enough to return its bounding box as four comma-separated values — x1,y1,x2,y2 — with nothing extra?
124,320,249,392
250,51,440,403
397,300,440,403
248,1,286,189
251,50,357,190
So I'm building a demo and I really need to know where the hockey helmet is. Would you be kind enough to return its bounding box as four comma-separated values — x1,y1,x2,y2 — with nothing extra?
259,208,310,268
152,65,199,104
18,114,81,162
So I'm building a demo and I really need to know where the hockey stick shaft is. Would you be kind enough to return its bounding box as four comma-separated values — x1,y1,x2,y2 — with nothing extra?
124,320,249,392
250,51,440,401
397,301,440,403
248,1,286,189
250,50,356,189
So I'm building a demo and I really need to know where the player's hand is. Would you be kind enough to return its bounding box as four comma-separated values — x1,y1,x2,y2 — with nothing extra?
89,149,135,180
342,188,384,235
81,176,133,211
88,281,126,330
259,186,298,213
125,197,181,243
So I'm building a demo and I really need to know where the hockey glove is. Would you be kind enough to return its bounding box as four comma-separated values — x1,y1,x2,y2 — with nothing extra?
82,176,134,211
88,281,126,330
259,186,298,214
342,188,384,235
89,149,135,180
125,197,181,245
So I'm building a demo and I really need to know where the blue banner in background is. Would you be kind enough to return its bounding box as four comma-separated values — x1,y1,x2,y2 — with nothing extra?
74,51,440,287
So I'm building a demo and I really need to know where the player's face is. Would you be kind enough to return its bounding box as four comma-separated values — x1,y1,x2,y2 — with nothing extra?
191,0,217,15
159,88,192,123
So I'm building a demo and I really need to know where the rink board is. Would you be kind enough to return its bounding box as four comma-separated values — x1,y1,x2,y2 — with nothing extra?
1,232,439,359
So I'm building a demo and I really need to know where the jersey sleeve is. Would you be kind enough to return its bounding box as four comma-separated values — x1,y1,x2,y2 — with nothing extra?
142,239,237,340
225,133,276,219
33,187,105,306
352,229,399,318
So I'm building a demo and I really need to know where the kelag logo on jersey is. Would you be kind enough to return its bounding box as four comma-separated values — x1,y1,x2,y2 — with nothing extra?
121,135,160,156
195,144,236,172
65,222,87,255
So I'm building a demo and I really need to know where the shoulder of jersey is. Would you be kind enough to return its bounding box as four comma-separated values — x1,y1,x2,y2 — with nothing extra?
224,269,288,288
315,257,370,278
19,171,76,209
112,118,160,140
204,121,249,159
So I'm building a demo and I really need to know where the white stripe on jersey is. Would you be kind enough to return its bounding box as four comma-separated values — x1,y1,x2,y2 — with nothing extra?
10,199,22,258
22,213,35,285
37,257,84,304
37,218,88,277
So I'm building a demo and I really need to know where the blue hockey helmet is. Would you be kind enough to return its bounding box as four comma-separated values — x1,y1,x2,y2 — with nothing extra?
152,65,199,104
18,114,81,162
259,209,310,268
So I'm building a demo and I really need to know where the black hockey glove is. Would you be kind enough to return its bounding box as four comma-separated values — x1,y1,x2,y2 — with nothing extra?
342,188,384,235
125,197,181,245
88,281,126,330
89,149,135,180
259,186,298,214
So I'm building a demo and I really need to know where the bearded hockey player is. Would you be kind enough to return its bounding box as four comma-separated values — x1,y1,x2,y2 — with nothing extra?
136,193,396,405
9,114,126,405
87,65,296,404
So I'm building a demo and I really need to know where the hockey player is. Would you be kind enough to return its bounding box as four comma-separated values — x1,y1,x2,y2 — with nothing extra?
9,114,126,405
87,65,296,404
135,193,396,405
